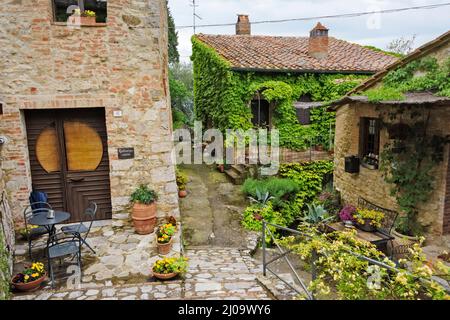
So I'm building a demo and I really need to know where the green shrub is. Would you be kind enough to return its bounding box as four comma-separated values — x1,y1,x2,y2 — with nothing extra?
0,230,11,300
176,169,188,191
279,161,334,222
241,203,285,241
242,177,299,206
130,185,158,205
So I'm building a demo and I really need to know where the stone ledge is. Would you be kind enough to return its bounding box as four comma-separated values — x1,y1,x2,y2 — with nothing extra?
51,22,107,27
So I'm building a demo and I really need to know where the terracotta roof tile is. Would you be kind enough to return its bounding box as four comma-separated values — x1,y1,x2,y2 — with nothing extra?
196,34,398,73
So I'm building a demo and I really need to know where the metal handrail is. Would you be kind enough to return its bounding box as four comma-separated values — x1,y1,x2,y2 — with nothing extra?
261,220,450,300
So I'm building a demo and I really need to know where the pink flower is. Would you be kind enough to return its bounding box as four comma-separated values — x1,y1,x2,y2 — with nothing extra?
339,205,356,222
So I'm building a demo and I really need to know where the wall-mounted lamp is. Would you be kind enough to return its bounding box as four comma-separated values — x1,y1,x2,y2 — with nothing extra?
0,136,8,145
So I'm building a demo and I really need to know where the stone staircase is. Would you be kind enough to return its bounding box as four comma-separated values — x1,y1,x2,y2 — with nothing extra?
224,164,249,185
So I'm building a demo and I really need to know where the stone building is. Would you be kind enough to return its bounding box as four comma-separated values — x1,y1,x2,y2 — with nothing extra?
329,31,450,238
0,0,179,229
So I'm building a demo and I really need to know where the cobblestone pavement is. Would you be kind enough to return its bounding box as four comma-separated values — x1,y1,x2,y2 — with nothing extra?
13,248,273,300
14,221,182,289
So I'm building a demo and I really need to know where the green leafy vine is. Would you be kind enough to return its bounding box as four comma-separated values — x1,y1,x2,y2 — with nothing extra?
192,36,368,150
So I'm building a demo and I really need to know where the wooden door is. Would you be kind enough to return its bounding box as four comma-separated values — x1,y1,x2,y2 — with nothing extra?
25,108,112,223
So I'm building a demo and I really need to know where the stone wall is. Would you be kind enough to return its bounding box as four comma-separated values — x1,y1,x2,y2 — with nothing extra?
334,102,450,237
0,0,179,228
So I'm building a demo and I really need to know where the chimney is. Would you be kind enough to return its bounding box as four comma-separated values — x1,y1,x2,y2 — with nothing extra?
236,14,251,35
308,22,329,59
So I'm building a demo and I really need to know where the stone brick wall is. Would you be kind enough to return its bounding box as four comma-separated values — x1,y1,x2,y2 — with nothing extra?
334,102,450,237
0,0,179,228
333,42,450,238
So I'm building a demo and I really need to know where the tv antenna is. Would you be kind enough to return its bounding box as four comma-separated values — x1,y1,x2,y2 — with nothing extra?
190,0,202,34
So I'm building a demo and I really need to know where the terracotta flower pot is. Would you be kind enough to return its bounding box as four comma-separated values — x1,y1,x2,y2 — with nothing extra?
132,202,157,235
178,190,187,198
157,238,173,255
218,164,225,173
11,273,46,292
153,271,178,281
392,229,421,243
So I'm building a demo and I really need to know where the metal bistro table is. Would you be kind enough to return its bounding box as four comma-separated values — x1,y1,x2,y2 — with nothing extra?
28,211,71,243
326,222,394,253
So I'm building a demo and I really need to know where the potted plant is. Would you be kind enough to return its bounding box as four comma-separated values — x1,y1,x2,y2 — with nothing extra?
18,225,39,240
156,223,176,255
152,257,188,280
391,216,422,243
11,262,46,292
176,169,188,198
353,208,384,232
338,205,356,227
130,185,158,235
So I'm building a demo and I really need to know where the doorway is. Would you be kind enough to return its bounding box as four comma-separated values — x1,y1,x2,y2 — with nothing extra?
25,108,112,223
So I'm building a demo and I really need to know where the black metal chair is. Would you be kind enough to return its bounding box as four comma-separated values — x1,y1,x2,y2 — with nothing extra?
61,202,97,254
23,202,52,260
46,231,82,288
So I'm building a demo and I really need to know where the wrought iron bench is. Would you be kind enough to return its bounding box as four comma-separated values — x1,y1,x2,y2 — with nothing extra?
357,197,414,260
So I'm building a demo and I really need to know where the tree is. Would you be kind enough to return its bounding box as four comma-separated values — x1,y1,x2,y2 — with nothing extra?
386,35,416,56
169,63,194,127
167,1,179,64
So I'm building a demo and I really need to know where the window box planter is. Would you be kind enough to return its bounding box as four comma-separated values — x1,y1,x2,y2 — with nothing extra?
361,161,378,170
68,16,97,26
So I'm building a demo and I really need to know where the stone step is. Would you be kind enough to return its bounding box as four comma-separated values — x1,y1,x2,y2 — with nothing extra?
224,168,245,185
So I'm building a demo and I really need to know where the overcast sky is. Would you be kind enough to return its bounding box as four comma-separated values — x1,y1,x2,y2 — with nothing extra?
168,0,450,63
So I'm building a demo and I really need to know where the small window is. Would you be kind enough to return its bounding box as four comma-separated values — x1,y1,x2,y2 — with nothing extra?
53,0,107,23
251,99,270,128
296,107,310,125
359,117,380,169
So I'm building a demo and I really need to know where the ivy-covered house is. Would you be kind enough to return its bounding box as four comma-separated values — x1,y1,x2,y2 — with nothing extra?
191,15,398,151
329,30,450,239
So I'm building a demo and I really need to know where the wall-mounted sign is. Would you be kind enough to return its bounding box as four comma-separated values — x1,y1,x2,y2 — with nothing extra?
113,110,123,117
118,147,135,159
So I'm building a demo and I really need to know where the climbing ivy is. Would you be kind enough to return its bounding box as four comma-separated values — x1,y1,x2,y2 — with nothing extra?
363,56,450,102
379,107,449,236
0,229,11,300
192,37,368,150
